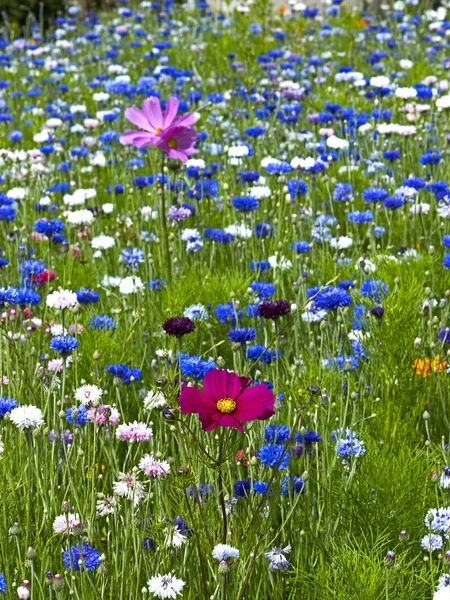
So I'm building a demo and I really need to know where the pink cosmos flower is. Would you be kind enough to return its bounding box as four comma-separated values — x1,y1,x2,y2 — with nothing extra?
120,96,198,162
179,369,275,433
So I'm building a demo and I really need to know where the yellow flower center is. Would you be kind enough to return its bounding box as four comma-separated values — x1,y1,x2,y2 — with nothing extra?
217,398,237,414
155,127,162,136
167,138,177,149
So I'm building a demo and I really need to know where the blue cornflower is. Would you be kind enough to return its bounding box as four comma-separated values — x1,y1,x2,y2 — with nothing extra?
247,345,280,363
383,150,401,161
264,425,291,444
63,544,101,572
246,126,265,137
280,476,305,495
232,196,259,213
443,253,450,270
374,226,386,238
20,259,46,278
360,279,389,302
351,341,366,360
361,187,388,203
188,484,212,503
250,281,276,298
333,182,353,202
264,161,292,175
76,289,99,305
419,150,441,165
254,222,273,238
0,204,15,221
0,573,5,594
383,196,404,210
314,288,352,311
34,218,65,238
214,302,242,325
106,364,142,384
327,356,359,371
194,179,219,199
250,260,271,272
228,328,256,345
50,336,78,355
148,279,166,292
286,179,308,202
15,288,41,306
438,328,450,343
257,444,290,470
121,248,145,269
443,235,450,248
253,481,269,495
0,396,18,418
204,228,234,244
240,170,260,183
403,177,425,190
88,314,116,331
331,428,365,458
66,404,88,426
290,241,310,253
294,430,321,444
179,354,216,379
348,210,373,224
234,479,251,498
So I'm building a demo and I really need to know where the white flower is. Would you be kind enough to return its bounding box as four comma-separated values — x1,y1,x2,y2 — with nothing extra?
290,156,317,170
144,390,167,410
268,254,292,270
102,275,122,288
6,187,26,200
399,59,413,69
329,236,353,249
228,145,249,158
395,87,417,99
164,526,186,548
212,544,240,560
102,203,114,214
96,496,116,517
66,209,95,225
46,289,78,310
0,438,4,458
370,75,390,88
183,304,209,321
410,203,430,215
139,453,170,478
74,384,103,408
10,406,45,429
436,95,450,109
326,135,349,150
264,544,291,570
249,186,271,200
52,513,84,535
147,573,185,599
113,472,146,505
186,158,205,168
91,235,115,250
224,223,252,239
119,276,144,294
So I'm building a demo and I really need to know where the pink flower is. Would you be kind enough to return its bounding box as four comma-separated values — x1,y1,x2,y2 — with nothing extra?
139,453,170,478
120,96,198,162
116,421,153,443
179,369,275,433
87,404,121,426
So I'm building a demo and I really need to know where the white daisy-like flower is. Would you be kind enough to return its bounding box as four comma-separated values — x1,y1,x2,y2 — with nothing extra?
112,472,146,505
224,223,252,239
116,421,153,443
268,254,292,271
96,495,116,517
249,185,271,200
74,384,104,408
329,236,353,249
212,544,240,560
147,573,185,599
143,391,167,411
46,289,78,310
183,304,209,321
66,209,95,225
119,276,144,295
9,405,45,429
52,513,84,535
164,525,186,549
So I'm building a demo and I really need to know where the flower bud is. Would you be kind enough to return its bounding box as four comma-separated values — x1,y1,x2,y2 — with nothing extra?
384,551,395,567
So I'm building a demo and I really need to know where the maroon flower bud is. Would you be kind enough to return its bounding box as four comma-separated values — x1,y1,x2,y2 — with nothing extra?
162,317,195,338
258,300,291,320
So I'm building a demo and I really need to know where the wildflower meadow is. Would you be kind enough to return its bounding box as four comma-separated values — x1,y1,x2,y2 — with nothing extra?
2,0,450,597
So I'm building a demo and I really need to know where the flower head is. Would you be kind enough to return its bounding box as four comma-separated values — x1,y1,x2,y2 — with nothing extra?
179,369,275,433
147,573,185,599
10,406,44,430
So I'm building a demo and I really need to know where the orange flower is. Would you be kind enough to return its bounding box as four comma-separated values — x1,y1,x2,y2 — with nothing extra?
357,18,369,28
279,6,287,14
413,355,448,377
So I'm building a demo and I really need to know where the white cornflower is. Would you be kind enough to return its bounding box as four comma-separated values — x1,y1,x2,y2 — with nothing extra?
436,95,450,109
164,525,186,549
46,289,78,310
268,254,292,270
395,87,417,99
264,544,291,570
139,453,170,478
326,135,349,150
119,276,144,294
212,544,240,560
91,236,115,252
329,236,353,249
370,75,390,87
249,185,271,200
147,573,185,599
96,496,116,517
10,406,45,430
74,384,104,408
112,472,146,505
183,304,209,321
6,187,26,201
224,223,252,239
116,421,153,443
66,209,95,225
52,513,84,535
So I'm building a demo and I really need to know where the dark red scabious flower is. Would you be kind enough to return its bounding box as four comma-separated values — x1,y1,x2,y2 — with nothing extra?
32,270,55,286
179,369,275,433
258,300,291,320
162,317,195,338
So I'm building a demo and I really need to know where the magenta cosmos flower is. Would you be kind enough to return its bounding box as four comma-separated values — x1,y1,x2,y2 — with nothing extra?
120,96,198,162
179,369,275,433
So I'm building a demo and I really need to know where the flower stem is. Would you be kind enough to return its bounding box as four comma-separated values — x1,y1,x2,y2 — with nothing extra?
159,153,172,281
